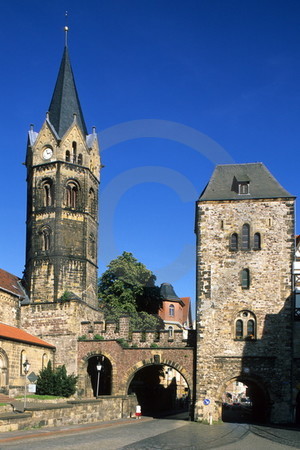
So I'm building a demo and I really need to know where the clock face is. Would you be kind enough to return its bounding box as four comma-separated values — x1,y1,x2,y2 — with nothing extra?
43,147,53,160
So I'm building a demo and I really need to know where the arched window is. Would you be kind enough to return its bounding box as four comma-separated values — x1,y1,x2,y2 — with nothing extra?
42,353,48,370
41,227,51,251
72,141,77,163
241,224,250,250
89,233,96,258
235,319,243,339
20,350,26,375
66,181,79,208
89,188,96,217
78,153,83,165
66,150,70,162
230,233,238,251
41,180,53,207
253,232,261,250
168,326,174,338
169,304,175,317
241,269,250,289
0,352,8,387
235,311,256,340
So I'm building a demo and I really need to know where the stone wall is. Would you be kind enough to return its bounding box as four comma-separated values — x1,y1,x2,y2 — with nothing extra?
195,198,295,424
0,291,20,328
0,395,137,432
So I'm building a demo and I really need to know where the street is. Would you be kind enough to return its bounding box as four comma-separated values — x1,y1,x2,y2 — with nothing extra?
0,414,299,449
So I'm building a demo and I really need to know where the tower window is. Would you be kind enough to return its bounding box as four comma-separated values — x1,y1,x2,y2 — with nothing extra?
78,153,83,165
66,181,79,208
168,326,174,338
42,181,53,207
41,227,51,251
253,232,261,250
72,142,77,163
235,311,256,340
66,150,70,162
230,233,238,251
89,233,96,258
241,269,250,289
169,304,175,317
241,224,250,250
89,188,96,217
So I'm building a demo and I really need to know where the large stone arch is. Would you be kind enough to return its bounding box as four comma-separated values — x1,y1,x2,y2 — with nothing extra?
123,355,193,398
78,350,118,397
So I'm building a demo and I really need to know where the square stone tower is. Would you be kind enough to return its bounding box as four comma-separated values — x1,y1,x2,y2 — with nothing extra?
195,163,295,424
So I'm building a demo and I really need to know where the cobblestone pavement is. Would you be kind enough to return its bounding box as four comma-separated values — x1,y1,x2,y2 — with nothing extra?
0,418,299,449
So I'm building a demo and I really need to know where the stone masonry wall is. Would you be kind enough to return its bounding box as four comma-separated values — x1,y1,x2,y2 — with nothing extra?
195,198,294,424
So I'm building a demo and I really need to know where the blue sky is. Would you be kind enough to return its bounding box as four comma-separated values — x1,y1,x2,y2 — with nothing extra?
0,1,299,313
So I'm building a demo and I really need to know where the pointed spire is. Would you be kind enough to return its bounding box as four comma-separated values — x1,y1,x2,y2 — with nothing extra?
48,45,88,138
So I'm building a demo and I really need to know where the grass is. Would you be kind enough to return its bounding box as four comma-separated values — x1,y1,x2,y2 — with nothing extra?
15,394,64,400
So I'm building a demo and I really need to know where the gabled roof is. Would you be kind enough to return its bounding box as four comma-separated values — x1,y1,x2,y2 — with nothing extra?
0,323,55,349
199,163,294,201
48,46,87,138
0,269,24,298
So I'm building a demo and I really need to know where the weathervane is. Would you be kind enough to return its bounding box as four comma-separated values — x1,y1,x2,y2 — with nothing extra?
64,11,69,47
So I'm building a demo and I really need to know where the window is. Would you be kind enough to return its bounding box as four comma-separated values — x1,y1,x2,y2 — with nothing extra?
168,326,174,338
253,232,261,250
89,233,96,258
89,188,96,217
41,227,51,251
169,304,175,317
66,150,70,162
72,141,77,163
241,269,250,289
241,224,250,250
20,350,26,375
66,181,79,208
238,182,249,195
41,180,53,207
235,311,256,339
230,233,238,251
42,353,48,370
78,153,83,165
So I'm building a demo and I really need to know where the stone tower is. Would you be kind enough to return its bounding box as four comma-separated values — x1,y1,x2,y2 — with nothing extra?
24,45,100,308
195,163,295,424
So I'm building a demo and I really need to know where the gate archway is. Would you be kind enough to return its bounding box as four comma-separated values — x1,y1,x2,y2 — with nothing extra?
127,361,191,416
87,355,112,397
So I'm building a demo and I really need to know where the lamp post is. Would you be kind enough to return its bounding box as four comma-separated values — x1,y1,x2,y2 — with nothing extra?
23,359,30,409
96,359,102,398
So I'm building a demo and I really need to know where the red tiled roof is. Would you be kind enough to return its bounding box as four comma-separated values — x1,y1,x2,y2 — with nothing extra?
0,323,55,349
0,269,24,297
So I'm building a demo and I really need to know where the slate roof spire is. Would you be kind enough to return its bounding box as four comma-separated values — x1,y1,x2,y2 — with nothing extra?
48,43,88,138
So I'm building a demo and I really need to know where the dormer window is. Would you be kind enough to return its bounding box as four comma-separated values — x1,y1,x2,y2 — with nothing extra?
238,182,249,195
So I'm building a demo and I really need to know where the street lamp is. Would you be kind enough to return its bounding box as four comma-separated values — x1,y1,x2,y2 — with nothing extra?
96,359,103,398
23,359,30,409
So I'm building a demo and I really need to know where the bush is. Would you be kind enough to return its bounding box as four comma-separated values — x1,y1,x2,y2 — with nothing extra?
94,334,104,340
36,361,78,397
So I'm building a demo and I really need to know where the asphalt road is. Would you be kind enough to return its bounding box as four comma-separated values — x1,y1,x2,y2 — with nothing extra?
0,416,299,449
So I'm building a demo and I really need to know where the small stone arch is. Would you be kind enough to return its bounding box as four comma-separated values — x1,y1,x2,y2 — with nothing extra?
78,351,117,398
0,349,9,391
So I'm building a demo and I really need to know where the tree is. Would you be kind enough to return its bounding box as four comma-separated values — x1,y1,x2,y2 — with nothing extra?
36,361,78,397
98,252,163,330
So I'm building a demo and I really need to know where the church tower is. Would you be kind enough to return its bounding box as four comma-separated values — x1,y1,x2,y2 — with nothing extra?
24,41,100,308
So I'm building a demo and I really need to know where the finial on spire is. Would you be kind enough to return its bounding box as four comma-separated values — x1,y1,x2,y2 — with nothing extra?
64,11,69,47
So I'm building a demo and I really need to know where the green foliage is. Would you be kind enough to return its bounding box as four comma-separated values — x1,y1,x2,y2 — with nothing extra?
98,252,163,330
78,335,87,341
93,334,104,340
116,338,129,348
150,343,159,348
58,291,73,302
36,361,78,397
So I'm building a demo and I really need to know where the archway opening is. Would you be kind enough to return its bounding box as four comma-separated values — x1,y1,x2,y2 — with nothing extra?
87,355,112,397
296,391,300,425
128,364,190,416
222,378,269,424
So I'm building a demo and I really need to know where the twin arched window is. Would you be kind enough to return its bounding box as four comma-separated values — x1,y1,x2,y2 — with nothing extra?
235,311,256,340
41,179,54,207
65,143,82,165
66,181,79,208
